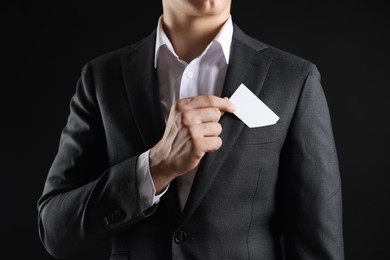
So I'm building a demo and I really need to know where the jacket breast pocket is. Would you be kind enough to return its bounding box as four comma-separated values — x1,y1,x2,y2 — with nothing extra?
235,123,281,145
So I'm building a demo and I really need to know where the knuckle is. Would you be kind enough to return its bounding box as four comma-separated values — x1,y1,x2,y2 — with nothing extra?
215,137,223,148
208,137,222,152
181,111,192,126
175,101,183,110
175,98,188,110
187,125,198,138
211,107,221,119
192,149,203,160
205,95,217,105
216,123,222,134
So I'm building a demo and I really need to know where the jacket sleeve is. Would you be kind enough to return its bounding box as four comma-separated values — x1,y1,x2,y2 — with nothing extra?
37,63,157,258
280,64,344,259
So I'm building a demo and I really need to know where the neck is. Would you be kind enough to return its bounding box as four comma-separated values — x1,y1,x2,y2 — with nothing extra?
162,13,230,63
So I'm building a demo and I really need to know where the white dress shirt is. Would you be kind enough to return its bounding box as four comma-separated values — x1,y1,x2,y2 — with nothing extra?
136,15,233,211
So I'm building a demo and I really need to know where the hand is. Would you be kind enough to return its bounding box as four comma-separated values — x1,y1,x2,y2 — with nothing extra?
149,95,235,193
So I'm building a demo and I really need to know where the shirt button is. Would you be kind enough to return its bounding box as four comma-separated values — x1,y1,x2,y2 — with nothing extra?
187,71,194,79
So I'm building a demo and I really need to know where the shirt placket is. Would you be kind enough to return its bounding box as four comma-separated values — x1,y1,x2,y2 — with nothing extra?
179,59,200,99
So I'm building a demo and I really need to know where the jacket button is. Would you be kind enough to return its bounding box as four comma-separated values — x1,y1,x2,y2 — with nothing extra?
113,210,125,221
174,230,188,244
103,209,125,226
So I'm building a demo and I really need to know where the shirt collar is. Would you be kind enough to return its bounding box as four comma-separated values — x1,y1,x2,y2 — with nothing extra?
154,15,233,68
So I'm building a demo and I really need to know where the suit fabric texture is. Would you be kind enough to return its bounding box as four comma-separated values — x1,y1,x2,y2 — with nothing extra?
38,24,344,259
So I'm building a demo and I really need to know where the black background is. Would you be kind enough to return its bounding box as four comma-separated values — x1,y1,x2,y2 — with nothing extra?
1,1,389,259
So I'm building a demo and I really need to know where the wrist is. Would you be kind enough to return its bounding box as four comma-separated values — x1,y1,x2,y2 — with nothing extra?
149,147,175,194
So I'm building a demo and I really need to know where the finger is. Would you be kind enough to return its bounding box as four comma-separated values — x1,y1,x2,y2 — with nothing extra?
181,107,222,125
196,136,223,152
222,97,233,116
177,95,236,113
188,122,222,138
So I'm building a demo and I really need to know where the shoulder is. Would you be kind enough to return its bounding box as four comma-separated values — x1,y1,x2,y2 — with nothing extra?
82,30,156,73
233,24,318,77
266,45,319,77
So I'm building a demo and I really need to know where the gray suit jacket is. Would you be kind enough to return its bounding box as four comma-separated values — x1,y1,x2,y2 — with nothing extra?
38,24,344,259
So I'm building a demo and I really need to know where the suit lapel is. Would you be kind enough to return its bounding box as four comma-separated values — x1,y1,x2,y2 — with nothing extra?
121,32,166,150
176,25,273,228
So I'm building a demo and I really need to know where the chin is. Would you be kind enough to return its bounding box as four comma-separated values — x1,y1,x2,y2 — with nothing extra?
189,0,230,16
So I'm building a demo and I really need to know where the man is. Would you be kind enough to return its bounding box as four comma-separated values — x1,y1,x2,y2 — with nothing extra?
38,0,344,259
